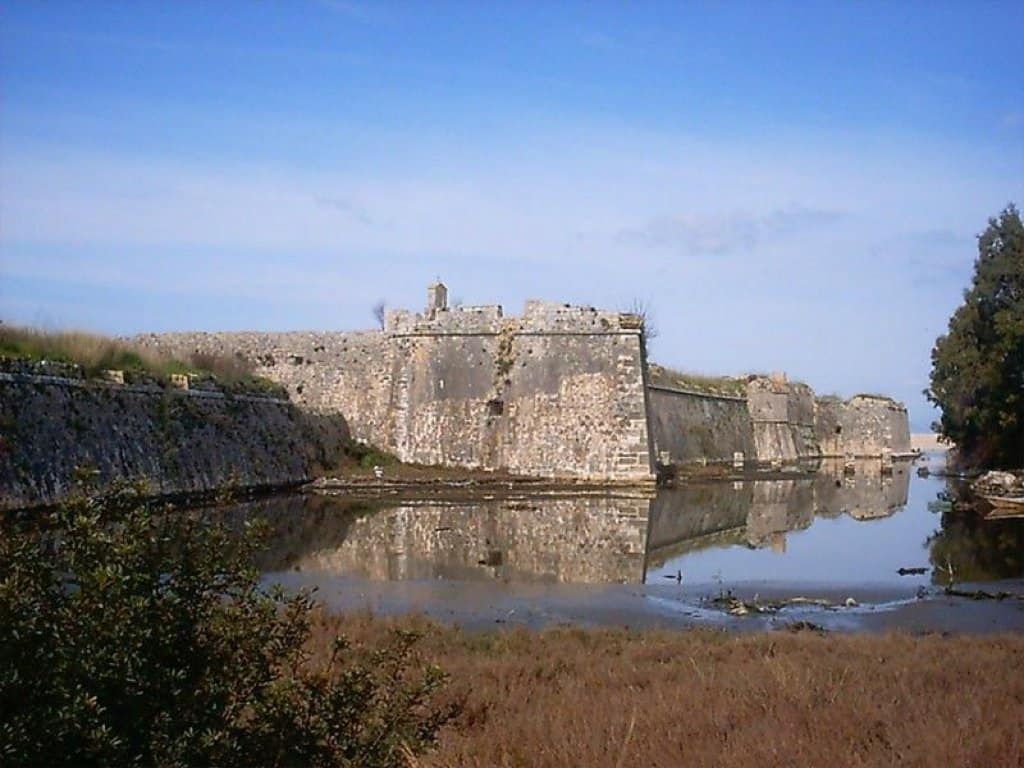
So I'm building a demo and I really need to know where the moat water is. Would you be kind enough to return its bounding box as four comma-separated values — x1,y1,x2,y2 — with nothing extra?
212,452,1024,632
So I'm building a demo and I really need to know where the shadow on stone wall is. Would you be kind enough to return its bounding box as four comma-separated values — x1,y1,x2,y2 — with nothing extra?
0,375,352,510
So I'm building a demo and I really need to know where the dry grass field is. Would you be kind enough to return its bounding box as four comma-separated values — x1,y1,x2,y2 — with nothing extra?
313,613,1024,768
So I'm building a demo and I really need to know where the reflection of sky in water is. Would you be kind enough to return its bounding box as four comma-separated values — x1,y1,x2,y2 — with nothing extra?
647,473,941,588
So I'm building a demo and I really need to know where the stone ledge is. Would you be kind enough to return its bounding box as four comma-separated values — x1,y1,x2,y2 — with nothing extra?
0,372,290,405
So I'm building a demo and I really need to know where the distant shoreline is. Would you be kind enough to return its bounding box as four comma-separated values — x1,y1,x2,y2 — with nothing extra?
911,433,949,451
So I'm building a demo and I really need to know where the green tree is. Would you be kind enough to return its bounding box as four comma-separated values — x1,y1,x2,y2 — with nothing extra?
926,204,1024,469
0,486,454,767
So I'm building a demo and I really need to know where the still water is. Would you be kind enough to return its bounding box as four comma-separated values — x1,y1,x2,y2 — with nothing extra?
215,452,1024,629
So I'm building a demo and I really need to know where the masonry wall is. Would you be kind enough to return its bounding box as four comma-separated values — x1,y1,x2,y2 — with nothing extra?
646,387,755,466
814,395,912,457
140,301,654,482
648,375,826,469
134,292,910,481
746,377,820,463
136,330,396,446
0,370,347,511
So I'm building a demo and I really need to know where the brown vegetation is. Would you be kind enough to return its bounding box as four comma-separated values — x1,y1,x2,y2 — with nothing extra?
312,613,1024,768
0,324,281,395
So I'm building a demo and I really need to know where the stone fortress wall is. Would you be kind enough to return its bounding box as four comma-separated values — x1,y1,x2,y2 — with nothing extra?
0,363,346,511
648,370,911,471
139,283,910,483
645,385,755,465
140,284,653,483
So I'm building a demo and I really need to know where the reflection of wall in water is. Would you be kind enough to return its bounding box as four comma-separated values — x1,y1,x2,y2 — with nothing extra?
815,459,910,520
647,461,911,563
744,480,815,551
277,495,650,584
213,494,374,572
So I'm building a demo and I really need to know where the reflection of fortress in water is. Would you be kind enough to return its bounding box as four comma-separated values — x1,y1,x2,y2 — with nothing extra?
234,460,909,585
646,459,911,569
290,495,651,584
236,493,650,584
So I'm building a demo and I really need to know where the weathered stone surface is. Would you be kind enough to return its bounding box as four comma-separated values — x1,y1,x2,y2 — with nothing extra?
646,386,755,465
648,376,910,469
139,297,655,482
0,371,347,510
746,375,820,463
814,394,911,457
133,286,909,480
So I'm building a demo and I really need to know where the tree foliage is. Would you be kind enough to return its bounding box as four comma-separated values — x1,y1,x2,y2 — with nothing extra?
927,205,1024,469
0,486,453,767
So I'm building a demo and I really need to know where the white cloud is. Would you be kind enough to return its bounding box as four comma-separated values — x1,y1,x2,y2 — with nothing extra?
616,206,844,256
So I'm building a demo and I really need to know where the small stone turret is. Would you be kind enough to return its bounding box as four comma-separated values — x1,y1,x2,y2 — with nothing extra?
426,281,448,318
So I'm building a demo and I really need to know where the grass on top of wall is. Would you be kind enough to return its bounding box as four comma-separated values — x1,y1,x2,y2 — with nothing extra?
0,324,284,396
647,363,748,397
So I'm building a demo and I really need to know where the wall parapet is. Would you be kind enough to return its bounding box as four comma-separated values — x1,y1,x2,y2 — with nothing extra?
0,371,289,405
646,382,747,403
385,298,643,338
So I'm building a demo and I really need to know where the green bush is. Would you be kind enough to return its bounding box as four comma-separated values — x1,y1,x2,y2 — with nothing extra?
342,439,396,469
0,486,452,767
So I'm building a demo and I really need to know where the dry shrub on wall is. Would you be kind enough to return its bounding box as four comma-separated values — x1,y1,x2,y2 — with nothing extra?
0,324,281,395
188,350,257,385
0,325,166,377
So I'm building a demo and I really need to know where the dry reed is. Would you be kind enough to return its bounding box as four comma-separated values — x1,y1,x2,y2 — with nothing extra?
311,613,1024,768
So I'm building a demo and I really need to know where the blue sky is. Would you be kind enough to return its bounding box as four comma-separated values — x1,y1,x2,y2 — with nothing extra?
2,1,1022,430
